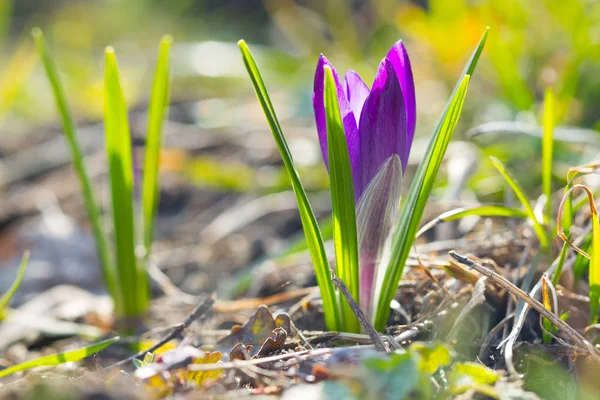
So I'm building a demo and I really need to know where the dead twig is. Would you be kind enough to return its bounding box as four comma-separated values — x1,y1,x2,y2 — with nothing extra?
105,293,216,371
449,252,600,364
187,345,378,372
331,274,391,352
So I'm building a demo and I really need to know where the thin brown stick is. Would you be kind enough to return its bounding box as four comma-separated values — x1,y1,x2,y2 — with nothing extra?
331,274,390,352
187,345,379,372
105,293,215,370
449,251,600,360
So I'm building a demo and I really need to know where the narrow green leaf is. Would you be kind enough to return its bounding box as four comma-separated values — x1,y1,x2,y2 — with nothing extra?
142,36,172,256
551,242,569,287
489,156,549,248
464,28,489,77
417,205,528,238
374,76,471,330
374,27,488,330
558,185,600,323
590,203,600,324
104,48,145,317
562,184,574,238
542,89,554,219
323,66,360,333
573,234,592,280
238,40,340,331
0,337,119,378
33,28,116,309
0,251,29,317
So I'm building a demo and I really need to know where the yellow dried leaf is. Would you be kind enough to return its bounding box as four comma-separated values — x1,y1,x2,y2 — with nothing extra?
187,351,224,387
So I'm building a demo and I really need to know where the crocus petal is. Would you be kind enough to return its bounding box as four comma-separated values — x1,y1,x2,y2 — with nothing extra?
355,155,402,321
344,70,370,126
357,58,407,199
386,40,416,161
313,55,361,199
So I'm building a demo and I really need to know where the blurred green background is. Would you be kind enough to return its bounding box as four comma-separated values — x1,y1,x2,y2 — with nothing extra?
0,0,599,198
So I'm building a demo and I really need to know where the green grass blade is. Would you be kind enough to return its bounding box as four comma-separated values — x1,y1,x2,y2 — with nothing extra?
238,40,340,331
489,156,549,248
0,251,29,317
573,234,592,280
323,66,360,333
464,28,489,77
417,205,528,238
374,75,472,330
542,89,554,220
32,28,116,308
373,29,489,330
142,36,172,256
0,336,119,378
104,48,145,317
558,185,600,323
551,242,569,287
590,200,600,324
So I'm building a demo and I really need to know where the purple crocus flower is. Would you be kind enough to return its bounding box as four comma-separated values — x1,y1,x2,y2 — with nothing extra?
313,40,416,320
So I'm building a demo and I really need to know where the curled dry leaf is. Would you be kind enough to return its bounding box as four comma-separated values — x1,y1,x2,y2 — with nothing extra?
229,343,253,361
256,327,288,358
218,305,292,357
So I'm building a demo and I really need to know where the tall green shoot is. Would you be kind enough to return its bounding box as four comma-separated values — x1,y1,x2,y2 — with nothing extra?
542,89,554,221
104,47,143,317
36,30,172,320
373,28,488,330
33,29,117,307
324,66,360,333
558,184,600,324
143,36,172,255
238,40,341,331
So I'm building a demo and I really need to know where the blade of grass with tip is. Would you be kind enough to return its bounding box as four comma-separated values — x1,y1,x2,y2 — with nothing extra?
33,28,116,308
238,40,340,331
417,205,528,238
587,191,599,324
104,48,144,317
489,156,549,248
373,30,489,330
0,251,29,319
374,75,471,329
542,89,554,220
374,28,489,330
324,66,360,333
142,36,172,256
558,185,600,323
0,336,119,378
